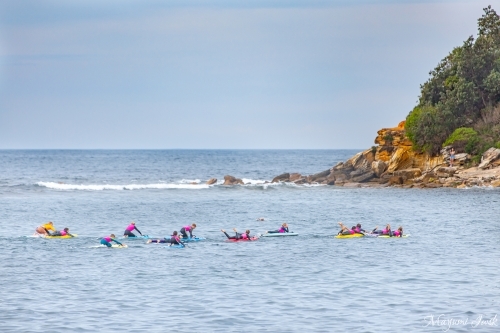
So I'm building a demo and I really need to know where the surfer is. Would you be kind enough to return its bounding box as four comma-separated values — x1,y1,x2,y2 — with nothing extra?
180,223,197,239
168,231,185,247
124,222,143,238
100,234,124,247
354,223,366,233
50,227,75,237
35,222,56,236
221,228,252,240
371,224,391,235
391,226,404,237
337,222,357,235
266,222,289,234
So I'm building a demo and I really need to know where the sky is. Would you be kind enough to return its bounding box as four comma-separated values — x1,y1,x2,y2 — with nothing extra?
0,0,495,149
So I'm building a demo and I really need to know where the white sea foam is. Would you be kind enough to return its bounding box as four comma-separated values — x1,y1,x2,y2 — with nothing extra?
241,178,268,185
37,182,209,191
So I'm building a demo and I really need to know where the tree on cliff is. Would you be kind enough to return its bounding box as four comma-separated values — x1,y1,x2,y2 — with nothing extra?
405,6,500,157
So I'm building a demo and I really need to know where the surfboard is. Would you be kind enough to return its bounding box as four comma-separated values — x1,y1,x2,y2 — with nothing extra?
261,232,298,237
44,234,78,239
163,244,185,248
377,234,410,238
121,235,150,240
179,236,206,242
334,233,364,239
226,236,259,242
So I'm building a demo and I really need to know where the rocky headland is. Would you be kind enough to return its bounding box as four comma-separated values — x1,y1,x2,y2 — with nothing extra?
212,121,500,188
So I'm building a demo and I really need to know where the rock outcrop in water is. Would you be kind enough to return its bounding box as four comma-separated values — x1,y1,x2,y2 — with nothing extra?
265,121,500,188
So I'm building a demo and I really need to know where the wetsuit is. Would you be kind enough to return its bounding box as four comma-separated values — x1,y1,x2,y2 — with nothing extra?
169,235,185,246
149,238,170,243
390,230,402,237
124,224,142,237
223,231,250,240
50,230,74,237
354,227,365,234
268,226,289,234
180,226,194,238
100,236,123,247
340,229,356,236
372,228,390,235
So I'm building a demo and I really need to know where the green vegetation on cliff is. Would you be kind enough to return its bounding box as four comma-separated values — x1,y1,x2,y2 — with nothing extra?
405,6,500,157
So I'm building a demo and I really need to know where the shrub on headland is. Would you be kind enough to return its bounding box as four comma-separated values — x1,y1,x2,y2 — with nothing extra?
405,6,500,160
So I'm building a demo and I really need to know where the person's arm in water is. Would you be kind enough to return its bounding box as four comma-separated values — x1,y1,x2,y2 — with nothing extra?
134,226,143,236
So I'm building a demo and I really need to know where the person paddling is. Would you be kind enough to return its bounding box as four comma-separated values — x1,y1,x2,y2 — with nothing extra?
221,228,252,240
390,226,404,237
124,222,143,238
100,234,124,247
35,222,56,236
168,231,186,247
50,227,75,237
180,223,197,239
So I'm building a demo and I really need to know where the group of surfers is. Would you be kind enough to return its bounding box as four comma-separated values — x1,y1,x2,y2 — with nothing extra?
337,222,404,237
34,222,75,238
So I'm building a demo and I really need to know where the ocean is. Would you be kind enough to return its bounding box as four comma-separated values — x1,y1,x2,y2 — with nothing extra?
0,150,498,332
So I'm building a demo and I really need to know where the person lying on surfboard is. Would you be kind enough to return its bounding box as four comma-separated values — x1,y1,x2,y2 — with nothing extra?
265,223,289,234
168,231,186,247
179,223,197,239
391,226,404,237
50,227,75,237
123,221,143,238
221,228,253,240
371,224,391,235
100,234,123,247
35,221,56,236
354,223,366,233
337,222,363,236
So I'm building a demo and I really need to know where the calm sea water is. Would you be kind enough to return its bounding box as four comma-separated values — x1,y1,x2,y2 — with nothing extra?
0,150,499,333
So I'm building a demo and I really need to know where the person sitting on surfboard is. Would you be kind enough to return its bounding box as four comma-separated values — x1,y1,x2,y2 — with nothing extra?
371,224,391,235
35,221,56,236
221,228,253,240
180,223,196,239
50,227,75,237
100,234,123,247
266,223,289,234
123,222,143,238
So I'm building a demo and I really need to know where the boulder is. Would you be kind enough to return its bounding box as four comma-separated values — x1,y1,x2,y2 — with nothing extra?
371,160,387,177
491,179,500,187
343,182,361,188
351,171,375,183
309,169,331,182
223,175,244,185
425,183,443,188
388,176,404,185
289,173,302,182
206,178,217,185
393,168,422,179
478,148,500,169
271,173,290,183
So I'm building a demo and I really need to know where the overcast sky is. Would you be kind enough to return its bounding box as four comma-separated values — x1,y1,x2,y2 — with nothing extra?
0,0,493,149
